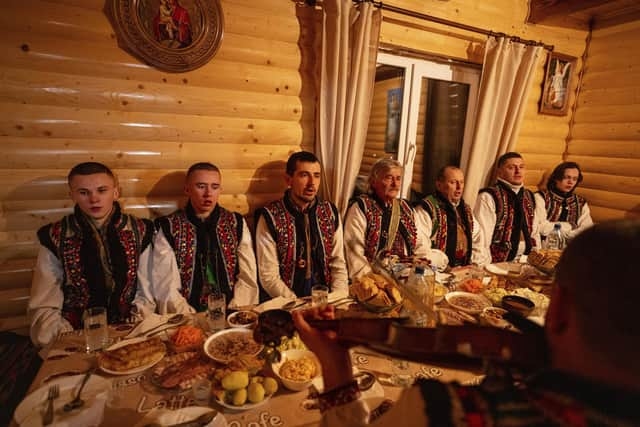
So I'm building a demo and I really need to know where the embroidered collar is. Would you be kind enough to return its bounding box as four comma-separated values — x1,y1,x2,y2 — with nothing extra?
74,202,121,233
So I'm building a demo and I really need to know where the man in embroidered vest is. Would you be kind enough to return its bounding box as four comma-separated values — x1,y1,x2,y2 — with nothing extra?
293,220,640,426
474,152,543,263
535,161,593,242
152,163,259,312
28,162,154,347
255,151,348,298
344,159,446,280
415,166,490,267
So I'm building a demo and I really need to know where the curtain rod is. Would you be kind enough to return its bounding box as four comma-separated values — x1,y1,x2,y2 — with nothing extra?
303,0,554,51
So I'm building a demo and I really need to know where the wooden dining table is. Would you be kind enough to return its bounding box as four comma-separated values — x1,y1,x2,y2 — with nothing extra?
13,318,484,427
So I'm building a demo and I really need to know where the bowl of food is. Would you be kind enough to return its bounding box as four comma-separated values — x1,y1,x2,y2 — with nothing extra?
445,291,491,315
271,349,321,391
168,325,205,353
227,310,258,329
204,328,264,364
501,295,535,317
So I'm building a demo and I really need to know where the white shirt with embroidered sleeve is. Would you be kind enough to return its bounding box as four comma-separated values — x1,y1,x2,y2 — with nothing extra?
567,200,593,239
228,219,259,308
474,179,543,259
137,229,195,316
28,246,75,347
255,215,297,299
328,215,349,293
413,204,449,271
343,202,373,281
321,386,428,427
471,215,492,266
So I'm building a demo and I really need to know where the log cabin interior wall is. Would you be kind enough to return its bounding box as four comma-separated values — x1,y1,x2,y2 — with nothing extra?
360,0,588,193
0,0,315,332
566,20,640,222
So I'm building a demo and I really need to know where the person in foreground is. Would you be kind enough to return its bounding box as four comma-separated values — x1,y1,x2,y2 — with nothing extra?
535,161,593,241
28,162,154,347
255,151,348,298
293,220,640,426
150,162,258,313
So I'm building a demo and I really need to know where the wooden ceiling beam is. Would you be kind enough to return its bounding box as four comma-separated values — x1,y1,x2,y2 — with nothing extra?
528,0,610,24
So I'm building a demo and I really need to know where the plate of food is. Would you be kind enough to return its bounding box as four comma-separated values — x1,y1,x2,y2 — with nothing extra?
151,351,217,392
436,307,477,325
445,291,492,315
204,328,263,364
479,307,514,330
350,272,403,313
227,311,258,329
98,337,166,375
212,371,278,411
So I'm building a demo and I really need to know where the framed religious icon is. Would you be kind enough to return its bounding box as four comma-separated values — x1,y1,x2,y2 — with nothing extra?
539,52,576,116
106,0,224,73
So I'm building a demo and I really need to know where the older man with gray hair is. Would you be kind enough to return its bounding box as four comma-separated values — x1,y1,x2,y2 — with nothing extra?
344,159,447,279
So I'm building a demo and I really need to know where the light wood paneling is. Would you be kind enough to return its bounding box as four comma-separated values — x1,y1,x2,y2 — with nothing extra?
0,0,313,332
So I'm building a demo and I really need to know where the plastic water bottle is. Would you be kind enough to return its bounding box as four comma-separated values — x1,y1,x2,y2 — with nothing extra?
545,223,564,250
404,266,436,327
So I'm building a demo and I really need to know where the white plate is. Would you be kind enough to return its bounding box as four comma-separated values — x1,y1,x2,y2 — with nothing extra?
485,264,509,276
203,328,263,364
14,374,109,427
99,337,166,375
445,291,492,315
134,406,226,427
214,392,272,411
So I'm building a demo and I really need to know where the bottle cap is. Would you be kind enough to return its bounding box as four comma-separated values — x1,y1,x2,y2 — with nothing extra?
553,223,561,230
414,266,425,275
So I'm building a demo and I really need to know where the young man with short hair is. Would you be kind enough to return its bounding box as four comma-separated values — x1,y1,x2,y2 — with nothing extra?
255,151,348,298
474,152,543,262
151,163,259,312
28,162,154,347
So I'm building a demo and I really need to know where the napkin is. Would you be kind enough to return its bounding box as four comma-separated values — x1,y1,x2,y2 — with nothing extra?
125,313,183,339
133,406,222,427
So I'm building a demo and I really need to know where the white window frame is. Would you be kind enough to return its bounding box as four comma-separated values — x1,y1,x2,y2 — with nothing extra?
376,53,480,198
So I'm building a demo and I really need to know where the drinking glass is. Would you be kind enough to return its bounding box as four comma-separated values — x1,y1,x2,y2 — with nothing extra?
207,293,226,332
192,378,212,406
83,307,109,352
389,358,413,387
311,285,329,308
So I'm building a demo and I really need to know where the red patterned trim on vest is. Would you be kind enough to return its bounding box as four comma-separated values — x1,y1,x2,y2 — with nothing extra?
540,190,585,228
263,199,336,288
358,196,417,261
165,209,240,301
48,214,148,328
484,185,536,262
422,195,474,264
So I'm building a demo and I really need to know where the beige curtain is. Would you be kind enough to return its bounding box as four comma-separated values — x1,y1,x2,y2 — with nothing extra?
462,36,543,206
315,0,381,215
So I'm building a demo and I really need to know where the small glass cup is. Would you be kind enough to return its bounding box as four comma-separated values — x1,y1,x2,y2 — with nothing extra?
83,306,109,353
311,285,329,308
192,377,212,406
207,293,226,332
389,358,413,387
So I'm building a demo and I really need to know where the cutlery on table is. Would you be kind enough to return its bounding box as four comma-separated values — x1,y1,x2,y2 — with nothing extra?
130,314,185,338
42,384,59,425
63,370,94,412
143,410,217,427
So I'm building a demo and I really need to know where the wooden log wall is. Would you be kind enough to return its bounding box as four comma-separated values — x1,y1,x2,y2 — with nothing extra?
0,0,314,332
566,20,640,222
373,0,588,191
